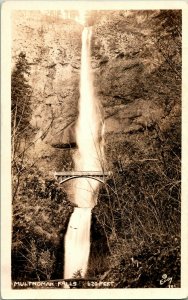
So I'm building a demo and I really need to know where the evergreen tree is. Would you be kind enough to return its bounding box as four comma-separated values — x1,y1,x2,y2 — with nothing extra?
11,52,32,137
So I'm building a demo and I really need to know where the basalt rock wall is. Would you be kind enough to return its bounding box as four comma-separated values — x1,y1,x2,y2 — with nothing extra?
12,10,181,173
91,10,181,167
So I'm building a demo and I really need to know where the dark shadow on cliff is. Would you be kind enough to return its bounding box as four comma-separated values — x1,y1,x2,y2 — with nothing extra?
87,212,110,278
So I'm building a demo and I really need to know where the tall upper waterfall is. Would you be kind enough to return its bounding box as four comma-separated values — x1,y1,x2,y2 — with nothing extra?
64,26,105,279
74,27,104,208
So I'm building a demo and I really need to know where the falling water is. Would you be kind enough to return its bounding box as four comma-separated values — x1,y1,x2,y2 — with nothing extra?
64,26,104,279
74,27,103,208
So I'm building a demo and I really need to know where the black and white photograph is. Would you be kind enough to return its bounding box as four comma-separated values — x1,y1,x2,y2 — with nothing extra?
1,1,188,299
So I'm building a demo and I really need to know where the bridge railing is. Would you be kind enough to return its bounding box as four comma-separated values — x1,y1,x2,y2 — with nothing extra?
54,171,112,178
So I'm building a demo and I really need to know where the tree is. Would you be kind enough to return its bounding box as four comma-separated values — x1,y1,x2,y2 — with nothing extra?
11,52,33,200
11,52,32,159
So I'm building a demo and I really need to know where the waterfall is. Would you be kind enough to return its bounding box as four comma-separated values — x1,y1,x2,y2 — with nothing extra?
64,27,104,279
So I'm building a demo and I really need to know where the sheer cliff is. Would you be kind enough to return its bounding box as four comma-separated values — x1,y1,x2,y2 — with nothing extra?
12,10,181,173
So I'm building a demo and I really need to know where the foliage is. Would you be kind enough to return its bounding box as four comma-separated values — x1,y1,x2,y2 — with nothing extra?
11,52,34,201
73,269,83,279
90,119,181,287
11,52,32,137
106,234,180,288
12,164,73,281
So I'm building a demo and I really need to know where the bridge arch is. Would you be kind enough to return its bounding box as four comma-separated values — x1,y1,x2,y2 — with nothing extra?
58,175,106,185
54,171,118,197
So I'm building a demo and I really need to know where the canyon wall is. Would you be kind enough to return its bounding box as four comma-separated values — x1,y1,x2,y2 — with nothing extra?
12,10,181,173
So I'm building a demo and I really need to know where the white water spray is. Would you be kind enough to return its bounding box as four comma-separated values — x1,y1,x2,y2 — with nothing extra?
64,26,104,279
74,27,103,208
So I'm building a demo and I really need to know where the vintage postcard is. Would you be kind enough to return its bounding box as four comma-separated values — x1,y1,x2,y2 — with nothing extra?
1,1,188,299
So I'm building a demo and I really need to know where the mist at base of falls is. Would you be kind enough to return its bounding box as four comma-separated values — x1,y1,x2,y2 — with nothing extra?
64,208,92,279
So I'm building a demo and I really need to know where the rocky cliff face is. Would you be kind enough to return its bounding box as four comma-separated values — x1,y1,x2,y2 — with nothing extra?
12,10,181,173
12,11,81,173
91,10,181,167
